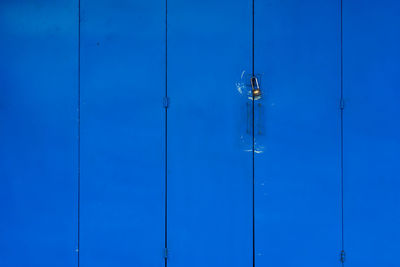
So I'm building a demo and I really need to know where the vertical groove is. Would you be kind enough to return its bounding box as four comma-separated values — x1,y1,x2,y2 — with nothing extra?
340,0,345,264
164,0,168,265
77,0,81,266
252,0,255,267
252,0,255,76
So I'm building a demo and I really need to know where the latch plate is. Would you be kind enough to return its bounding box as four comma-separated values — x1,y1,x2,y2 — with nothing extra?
164,248,168,259
163,97,169,108
340,250,345,263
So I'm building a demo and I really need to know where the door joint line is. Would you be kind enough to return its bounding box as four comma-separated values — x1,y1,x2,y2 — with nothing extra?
340,0,345,265
77,0,81,266
164,0,168,264
252,0,256,267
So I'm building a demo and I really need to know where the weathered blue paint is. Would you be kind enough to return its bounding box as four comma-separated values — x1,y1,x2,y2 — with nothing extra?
79,0,165,266
254,0,342,265
166,0,253,266
0,0,79,266
343,0,400,265
1,1,400,266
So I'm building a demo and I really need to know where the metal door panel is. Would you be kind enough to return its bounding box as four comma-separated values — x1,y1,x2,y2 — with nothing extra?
343,1,400,265
0,1,78,266
167,0,253,266
254,1,342,265
80,0,165,266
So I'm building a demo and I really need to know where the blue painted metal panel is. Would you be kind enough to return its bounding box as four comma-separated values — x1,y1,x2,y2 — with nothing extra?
343,1,400,265
254,0,342,265
167,0,253,266
79,0,165,266
0,1,78,266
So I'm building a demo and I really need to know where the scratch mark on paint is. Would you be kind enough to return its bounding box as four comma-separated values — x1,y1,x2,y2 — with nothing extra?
236,82,245,95
241,70,246,79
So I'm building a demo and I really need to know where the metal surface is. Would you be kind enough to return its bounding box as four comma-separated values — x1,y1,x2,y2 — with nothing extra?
1,1,400,266
0,1,78,266
79,0,165,266
167,0,253,266
254,0,342,265
343,0,400,265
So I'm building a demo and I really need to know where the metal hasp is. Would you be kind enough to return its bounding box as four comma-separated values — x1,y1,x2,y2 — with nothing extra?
250,76,261,97
163,97,169,108
164,248,169,259
340,98,345,110
340,250,346,263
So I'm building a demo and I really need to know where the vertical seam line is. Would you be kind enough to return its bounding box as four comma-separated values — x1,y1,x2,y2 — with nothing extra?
165,0,168,265
77,0,81,266
252,0,255,266
340,0,345,264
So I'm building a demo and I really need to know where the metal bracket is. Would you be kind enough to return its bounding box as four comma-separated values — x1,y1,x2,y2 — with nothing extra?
340,98,345,110
340,250,346,263
163,97,169,108
246,102,252,135
164,248,169,259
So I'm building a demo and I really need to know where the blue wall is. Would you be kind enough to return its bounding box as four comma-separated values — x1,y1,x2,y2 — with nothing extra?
1,0,399,266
